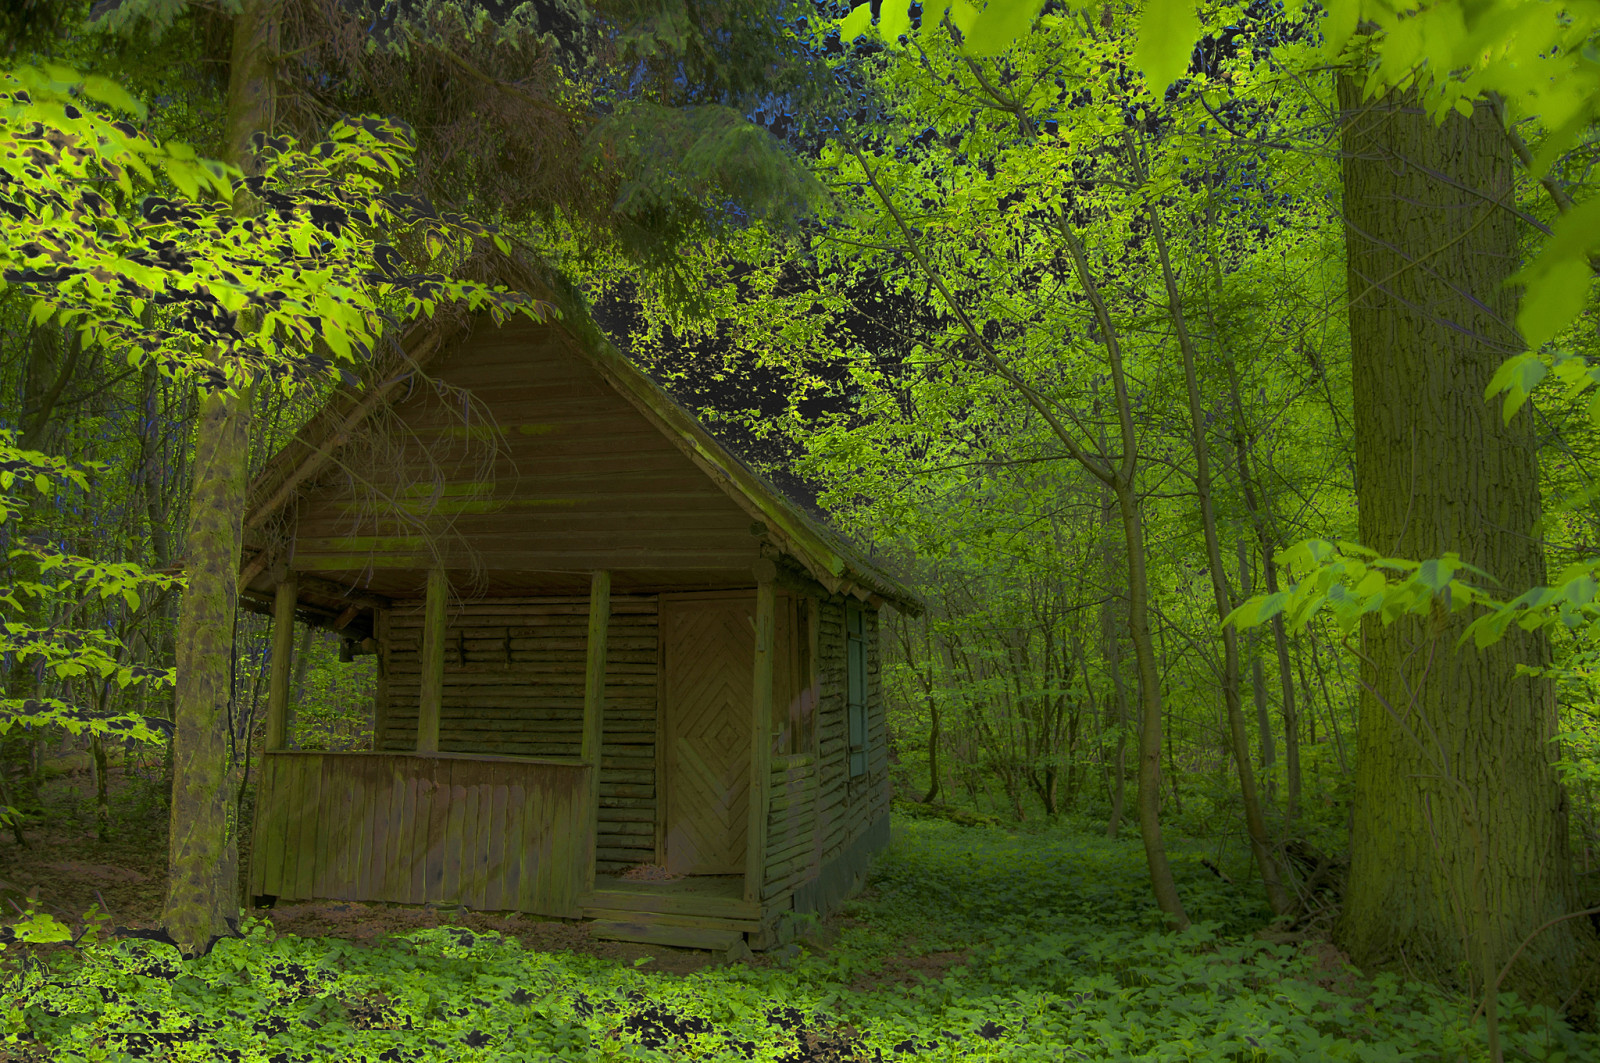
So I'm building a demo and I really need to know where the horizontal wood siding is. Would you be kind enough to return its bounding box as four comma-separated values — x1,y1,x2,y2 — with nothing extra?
289,320,762,578
813,599,890,877
249,751,590,916
379,595,658,873
815,598,848,867
764,753,818,900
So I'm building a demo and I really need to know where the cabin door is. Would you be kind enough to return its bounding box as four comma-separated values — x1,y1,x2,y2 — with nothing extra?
660,595,754,875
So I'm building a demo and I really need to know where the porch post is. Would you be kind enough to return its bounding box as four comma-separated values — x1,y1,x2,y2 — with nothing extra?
745,560,777,904
416,567,448,753
264,576,297,751
582,570,611,892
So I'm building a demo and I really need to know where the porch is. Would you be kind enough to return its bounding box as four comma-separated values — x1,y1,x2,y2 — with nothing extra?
249,566,801,946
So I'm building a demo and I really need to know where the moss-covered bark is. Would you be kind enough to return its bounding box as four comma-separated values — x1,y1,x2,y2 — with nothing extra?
163,386,252,953
1336,76,1598,1001
161,0,278,956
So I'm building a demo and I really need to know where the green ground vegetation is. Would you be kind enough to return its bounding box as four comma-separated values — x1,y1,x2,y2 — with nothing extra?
7,816,1594,1063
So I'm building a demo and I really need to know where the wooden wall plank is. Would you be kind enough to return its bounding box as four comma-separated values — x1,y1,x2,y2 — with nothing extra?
483,774,507,911
425,759,450,903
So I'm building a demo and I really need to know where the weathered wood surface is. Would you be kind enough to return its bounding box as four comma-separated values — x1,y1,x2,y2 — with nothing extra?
265,579,296,751
415,568,448,752
588,919,742,950
380,595,658,872
811,598,888,881
745,574,776,904
661,595,754,875
765,753,818,900
582,571,610,892
250,751,591,917
287,322,764,582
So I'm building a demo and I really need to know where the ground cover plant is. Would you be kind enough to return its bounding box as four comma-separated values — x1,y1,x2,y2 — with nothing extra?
5,817,1595,1062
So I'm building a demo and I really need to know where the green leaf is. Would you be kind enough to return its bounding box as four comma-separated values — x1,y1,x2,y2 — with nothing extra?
1484,352,1547,424
1133,0,1199,97
1516,255,1592,351
881,0,912,44
963,0,1047,54
839,3,873,43
78,74,148,120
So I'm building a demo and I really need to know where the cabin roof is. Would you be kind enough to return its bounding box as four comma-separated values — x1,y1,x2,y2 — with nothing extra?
241,281,922,619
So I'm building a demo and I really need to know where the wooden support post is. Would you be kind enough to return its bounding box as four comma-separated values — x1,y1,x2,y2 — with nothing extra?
416,567,448,754
746,561,777,904
582,570,611,892
264,577,297,751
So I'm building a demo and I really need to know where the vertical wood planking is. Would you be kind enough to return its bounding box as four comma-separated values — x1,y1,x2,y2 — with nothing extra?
483,772,507,911
517,777,539,912
416,569,449,753
329,760,354,898
312,756,337,899
445,761,467,902
746,566,777,904
360,757,388,898
265,579,297,751
425,758,451,902
246,753,589,914
408,764,429,902
298,756,325,901
504,780,526,911
279,755,303,900
581,571,610,892
261,755,288,896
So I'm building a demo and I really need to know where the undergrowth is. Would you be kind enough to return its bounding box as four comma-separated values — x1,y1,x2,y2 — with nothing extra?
3,819,1592,1062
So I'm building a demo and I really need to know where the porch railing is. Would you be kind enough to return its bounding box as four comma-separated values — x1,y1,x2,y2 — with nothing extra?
249,751,592,917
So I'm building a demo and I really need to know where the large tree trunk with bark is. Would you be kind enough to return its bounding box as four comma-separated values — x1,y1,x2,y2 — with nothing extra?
1336,75,1597,1001
162,0,278,956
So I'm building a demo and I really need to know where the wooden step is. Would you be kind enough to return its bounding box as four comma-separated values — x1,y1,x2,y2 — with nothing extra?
582,906,759,932
579,888,761,920
589,918,743,951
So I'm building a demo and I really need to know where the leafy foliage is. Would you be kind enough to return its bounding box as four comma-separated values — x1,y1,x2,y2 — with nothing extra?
0,63,546,395
5,820,1595,1061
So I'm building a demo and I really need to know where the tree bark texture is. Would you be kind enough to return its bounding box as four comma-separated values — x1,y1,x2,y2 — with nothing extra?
162,386,252,952
1114,478,1188,928
1336,75,1596,1000
161,0,279,955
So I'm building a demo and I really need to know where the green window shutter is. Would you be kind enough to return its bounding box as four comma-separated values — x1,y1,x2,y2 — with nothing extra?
847,603,867,777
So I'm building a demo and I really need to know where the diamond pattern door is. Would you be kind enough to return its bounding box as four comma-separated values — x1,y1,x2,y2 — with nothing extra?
662,597,754,875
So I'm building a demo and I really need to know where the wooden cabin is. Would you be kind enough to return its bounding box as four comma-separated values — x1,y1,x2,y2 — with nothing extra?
237,299,921,950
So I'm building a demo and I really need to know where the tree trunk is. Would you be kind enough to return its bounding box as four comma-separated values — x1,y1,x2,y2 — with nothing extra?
1238,541,1277,794
1150,202,1291,915
161,0,278,956
1113,476,1187,926
1336,75,1597,1000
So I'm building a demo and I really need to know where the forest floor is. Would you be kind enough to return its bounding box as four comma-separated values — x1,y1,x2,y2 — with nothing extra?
1,759,1595,1062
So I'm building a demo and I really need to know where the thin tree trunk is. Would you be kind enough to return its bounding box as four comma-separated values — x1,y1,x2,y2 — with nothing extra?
1149,201,1292,916
922,625,941,804
1239,541,1277,795
1336,75,1596,1000
162,0,279,956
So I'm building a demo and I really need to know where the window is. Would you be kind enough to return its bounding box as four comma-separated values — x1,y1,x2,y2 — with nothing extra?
846,602,868,777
